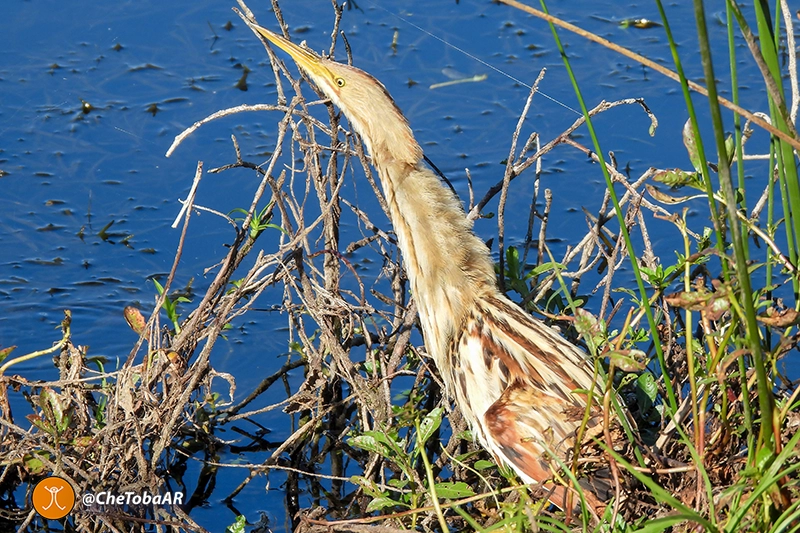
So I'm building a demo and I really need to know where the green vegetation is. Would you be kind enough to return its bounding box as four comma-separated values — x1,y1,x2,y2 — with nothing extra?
0,1,797,532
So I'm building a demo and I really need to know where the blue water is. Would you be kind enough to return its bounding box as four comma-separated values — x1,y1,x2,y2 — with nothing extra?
1,1,793,530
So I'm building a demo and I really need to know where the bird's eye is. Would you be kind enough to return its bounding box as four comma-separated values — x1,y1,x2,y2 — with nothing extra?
335,77,346,87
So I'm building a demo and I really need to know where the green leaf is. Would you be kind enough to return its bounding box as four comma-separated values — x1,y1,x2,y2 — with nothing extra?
262,222,288,236
724,134,735,166
387,478,409,490
23,451,50,475
0,346,16,363
524,260,561,280
572,308,604,353
432,481,474,499
27,414,53,435
350,476,387,499
456,429,473,440
505,246,520,278
618,373,639,389
417,407,443,446
351,430,404,458
474,459,495,470
349,434,390,457
572,307,598,337
225,515,247,533
40,388,72,434
652,168,704,189
682,119,702,172
607,349,648,372
646,183,704,205
637,372,658,403
123,306,147,335
366,496,406,513
755,445,773,472
152,278,166,296
636,372,659,420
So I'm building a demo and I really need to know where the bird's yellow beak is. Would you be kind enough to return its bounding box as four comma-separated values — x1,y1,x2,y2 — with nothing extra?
250,23,328,79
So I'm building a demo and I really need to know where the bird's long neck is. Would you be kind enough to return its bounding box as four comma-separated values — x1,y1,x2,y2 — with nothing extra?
373,155,498,365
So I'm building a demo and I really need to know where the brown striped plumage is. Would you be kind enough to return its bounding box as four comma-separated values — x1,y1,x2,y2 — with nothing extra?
250,22,606,514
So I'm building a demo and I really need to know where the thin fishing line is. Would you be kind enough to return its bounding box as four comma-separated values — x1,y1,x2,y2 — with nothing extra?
362,1,580,115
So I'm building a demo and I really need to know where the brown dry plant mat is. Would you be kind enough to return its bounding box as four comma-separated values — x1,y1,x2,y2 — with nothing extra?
0,1,797,532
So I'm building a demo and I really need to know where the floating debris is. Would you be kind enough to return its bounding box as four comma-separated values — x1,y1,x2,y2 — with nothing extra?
80,99,94,114
619,18,661,29
429,73,487,90
235,65,251,91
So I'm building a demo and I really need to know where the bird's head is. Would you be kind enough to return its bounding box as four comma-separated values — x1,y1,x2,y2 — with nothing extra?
251,23,422,166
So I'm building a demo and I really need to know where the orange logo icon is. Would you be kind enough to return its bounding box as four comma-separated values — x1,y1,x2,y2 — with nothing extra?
32,476,75,519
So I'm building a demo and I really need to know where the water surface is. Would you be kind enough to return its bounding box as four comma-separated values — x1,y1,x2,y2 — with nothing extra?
1,1,791,530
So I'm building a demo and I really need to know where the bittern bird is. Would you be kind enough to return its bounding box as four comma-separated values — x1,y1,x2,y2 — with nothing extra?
249,23,606,512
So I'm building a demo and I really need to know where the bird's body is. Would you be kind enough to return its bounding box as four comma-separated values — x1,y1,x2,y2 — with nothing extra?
250,22,604,512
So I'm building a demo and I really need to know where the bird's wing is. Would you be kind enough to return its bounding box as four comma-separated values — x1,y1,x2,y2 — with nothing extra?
475,294,600,404
483,380,574,480
472,294,604,476
484,380,605,513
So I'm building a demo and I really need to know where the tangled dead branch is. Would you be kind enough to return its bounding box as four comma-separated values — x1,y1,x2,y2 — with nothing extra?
2,1,796,532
